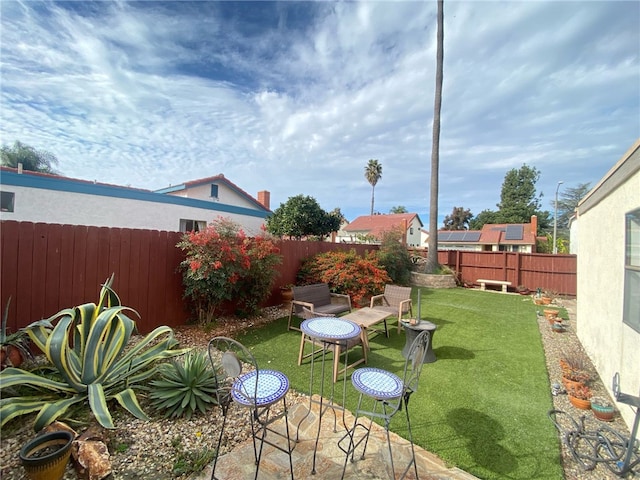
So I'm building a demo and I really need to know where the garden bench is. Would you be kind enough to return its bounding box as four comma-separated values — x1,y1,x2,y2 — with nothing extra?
287,283,352,331
477,279,511,293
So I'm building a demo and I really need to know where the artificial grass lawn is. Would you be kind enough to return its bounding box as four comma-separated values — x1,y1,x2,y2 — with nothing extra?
236,287,563,480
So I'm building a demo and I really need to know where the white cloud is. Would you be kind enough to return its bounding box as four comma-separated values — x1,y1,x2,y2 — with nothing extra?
1,0,638,225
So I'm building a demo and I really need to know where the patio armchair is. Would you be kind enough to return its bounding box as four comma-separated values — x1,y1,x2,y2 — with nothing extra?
370,284,413,335
288,283,352,331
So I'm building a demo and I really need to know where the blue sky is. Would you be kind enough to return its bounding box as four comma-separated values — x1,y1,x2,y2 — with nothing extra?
1,1,638,226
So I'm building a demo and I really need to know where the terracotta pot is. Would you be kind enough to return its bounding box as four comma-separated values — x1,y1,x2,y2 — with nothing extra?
280,288,293,308
1,345,25,368
20,430,74,480
568,395,591,410
592,404,615,421
562,376,583,391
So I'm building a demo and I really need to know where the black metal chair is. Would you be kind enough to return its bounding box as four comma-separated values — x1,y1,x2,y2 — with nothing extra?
208,336,295,480
339,329,431,480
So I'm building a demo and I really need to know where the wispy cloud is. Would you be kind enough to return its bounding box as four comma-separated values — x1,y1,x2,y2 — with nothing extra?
1,0,638,222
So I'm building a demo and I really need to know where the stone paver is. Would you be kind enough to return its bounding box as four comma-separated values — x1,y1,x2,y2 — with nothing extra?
190,395,479,480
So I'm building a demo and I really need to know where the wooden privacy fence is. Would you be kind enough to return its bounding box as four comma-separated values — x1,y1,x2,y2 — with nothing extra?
1,221,576,334
433,250,577,295
0,221,377,334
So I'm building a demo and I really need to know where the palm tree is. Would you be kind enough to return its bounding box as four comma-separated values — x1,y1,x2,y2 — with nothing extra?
365,159,382,215
426,0,444,273
1,141,58,174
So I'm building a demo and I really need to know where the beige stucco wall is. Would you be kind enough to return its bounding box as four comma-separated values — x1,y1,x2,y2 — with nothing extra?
576,141,640,429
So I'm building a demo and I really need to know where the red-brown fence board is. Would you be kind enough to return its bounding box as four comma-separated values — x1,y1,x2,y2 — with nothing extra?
2,221,576,334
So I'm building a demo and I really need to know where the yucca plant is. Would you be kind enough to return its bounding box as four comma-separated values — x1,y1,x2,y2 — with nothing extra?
0,275,189,430
148,350,220,419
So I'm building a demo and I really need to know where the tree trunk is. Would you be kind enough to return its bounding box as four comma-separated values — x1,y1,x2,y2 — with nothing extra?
427,0,444,273
370,186,375,216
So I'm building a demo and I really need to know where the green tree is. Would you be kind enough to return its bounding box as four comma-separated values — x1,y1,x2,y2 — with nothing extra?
266,195,341,240
442,206,472,230
497,164,544,224
377,229,413,285
426,0,444,274
469,209,499,230
556,183,591,230
470,164,551,232
1,140,59,174
365,159,382,216
390,206,408,214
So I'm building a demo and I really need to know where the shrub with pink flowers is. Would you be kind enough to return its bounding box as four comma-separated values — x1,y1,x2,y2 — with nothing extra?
177,217,281,323
297,249,391,307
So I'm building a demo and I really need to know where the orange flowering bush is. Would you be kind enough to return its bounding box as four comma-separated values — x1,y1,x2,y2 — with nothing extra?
177,217,281,323
297,249,391,307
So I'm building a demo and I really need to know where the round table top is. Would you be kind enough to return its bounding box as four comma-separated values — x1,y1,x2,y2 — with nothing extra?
301,317,361,342
401,319,437,331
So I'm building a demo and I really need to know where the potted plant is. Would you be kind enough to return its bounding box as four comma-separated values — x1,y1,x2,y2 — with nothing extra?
280,284,295,308
559,348,590,389
0,297,31,369
567,383,592,410
516,285,530,295
551,320,565,333
19,429,75,480
591,396,616,421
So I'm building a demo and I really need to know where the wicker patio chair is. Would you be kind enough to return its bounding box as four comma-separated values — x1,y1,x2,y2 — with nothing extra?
370,285,413,335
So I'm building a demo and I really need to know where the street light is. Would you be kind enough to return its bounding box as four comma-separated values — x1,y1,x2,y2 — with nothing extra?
553,181,564,254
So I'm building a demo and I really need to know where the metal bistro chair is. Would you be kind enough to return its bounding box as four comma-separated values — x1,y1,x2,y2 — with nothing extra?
208,337,294,480
339,329,431,480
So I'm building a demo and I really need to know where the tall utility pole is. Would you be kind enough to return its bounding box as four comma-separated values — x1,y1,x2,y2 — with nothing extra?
553,181,564,254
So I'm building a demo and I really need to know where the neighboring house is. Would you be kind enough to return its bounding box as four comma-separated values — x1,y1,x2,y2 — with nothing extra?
574,138,639,430
0,167,271,235
437,216,538,253
420,228,429,247
339,213,423,246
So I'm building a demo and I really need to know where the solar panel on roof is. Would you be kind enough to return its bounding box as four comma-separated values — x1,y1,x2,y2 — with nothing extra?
463,231,481,242
439,231,481,242
505,225,523,240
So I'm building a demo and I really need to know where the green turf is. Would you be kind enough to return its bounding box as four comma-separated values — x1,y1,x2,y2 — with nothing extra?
236,287,563,480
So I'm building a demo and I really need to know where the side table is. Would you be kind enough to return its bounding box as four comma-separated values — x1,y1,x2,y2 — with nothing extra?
401,319,437,363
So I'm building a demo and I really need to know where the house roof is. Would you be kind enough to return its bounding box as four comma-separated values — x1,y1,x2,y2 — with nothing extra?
343,213,423,238
154,174,270,212
438,220,536,245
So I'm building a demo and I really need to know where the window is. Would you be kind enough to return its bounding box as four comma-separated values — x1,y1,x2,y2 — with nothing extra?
623,208,640,333
210,184,219,199
410,227,414,235
180,219,206,233
1,191,15,212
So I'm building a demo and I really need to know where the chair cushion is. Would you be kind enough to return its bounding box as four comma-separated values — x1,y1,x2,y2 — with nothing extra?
314,303,351,316
232,369,289,407
351,367,403,400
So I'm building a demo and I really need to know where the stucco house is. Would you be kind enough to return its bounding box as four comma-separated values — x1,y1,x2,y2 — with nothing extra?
437,216,538,253
0,167,271,235
338,213,423,246
574,138,639,430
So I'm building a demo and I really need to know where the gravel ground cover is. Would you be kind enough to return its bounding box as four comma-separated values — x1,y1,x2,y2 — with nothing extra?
1,300,636,479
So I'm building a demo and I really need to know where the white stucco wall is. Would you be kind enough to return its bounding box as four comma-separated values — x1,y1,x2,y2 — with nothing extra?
576,142,640,429
166,182,258,210
1,183,266,235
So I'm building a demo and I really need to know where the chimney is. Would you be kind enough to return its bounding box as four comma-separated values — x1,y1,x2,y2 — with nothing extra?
257,191,270,210
530,215,538,235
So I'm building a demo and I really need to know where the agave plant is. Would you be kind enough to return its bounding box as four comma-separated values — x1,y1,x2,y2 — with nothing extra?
0,275,189,430
149,350,220,419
